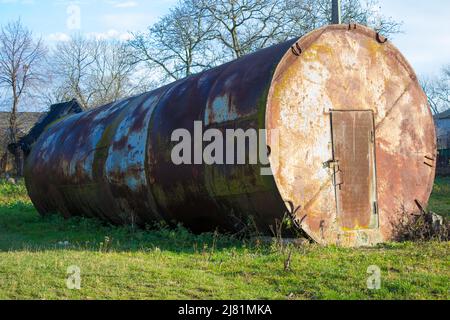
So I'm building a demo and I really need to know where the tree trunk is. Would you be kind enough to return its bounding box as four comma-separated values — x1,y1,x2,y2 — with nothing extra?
9,97,22,177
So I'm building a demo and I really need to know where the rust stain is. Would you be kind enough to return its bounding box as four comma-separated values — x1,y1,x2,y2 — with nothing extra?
266,24,435,246
22,24,436,247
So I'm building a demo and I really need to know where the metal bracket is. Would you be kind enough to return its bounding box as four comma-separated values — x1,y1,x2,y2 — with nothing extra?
424,155,435,168
376,32,388,44
373,201,379,215
291,42,302,56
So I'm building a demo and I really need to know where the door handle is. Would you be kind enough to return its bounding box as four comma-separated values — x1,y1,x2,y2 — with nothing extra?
334,167,343,188
323,160,343,188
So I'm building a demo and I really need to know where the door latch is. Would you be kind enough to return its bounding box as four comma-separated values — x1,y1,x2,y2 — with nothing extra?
324,160,343,188
323,160,339,169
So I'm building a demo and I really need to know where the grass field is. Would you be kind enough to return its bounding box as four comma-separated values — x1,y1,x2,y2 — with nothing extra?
0,179,448,300
429,177,450,217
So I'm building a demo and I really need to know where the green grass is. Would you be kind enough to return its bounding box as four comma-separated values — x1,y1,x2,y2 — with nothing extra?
429,177,450,217
0,180,448,300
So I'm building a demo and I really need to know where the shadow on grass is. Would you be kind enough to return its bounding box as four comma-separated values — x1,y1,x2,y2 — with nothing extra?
429,177,450,218
2,177,447,254
0,200,248,254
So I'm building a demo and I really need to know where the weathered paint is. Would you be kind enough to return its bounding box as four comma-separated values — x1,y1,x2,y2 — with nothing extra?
25,39,291,235
330,111,378,231
24,24,436,246
265,25,436,246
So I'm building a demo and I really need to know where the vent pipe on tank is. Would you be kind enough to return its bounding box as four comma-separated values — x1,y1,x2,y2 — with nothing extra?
332,0,342,24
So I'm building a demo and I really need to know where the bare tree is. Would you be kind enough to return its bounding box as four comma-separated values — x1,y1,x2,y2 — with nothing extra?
421,65,450,115
88,40,137,107
0,19,46,176
441,65,450,107
128,0,217,83
51,35,99,109
196,0,401,60
198,0,286,59
127,0,401,86
281,0,401,39
50,35,138,109
280,0,323,36
421,77,440,115
341,0,402,35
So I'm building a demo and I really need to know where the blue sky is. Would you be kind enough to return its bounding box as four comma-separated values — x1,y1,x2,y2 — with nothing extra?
378,0,450,77
0,0,177,40
0,0,449,77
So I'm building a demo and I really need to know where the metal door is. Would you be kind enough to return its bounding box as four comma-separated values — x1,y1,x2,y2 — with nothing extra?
331,111,378,230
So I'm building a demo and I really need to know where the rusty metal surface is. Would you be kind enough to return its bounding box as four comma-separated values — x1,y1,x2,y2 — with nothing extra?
24,39,294,234
266,24,436,246
24,24,436,246
331,111,378,231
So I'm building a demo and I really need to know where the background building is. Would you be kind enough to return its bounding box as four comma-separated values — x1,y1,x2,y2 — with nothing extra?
0,112,43,177
435,109,450,176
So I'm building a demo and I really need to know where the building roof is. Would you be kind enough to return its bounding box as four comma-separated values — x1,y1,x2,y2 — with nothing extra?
0,112,45,152
435,109,450,120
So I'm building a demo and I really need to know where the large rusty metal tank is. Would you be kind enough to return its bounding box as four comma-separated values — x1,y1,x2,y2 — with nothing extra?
24,25,436,246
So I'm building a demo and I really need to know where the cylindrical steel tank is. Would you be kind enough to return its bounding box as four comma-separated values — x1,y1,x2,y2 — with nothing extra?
24,25,436,246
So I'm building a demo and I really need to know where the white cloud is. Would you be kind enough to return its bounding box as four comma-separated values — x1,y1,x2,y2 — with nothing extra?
46,30,133,44
86,29,133,41
47,32,71,42
99,13,154,31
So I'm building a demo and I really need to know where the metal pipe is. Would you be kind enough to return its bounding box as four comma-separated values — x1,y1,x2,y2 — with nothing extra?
332,0,342,24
